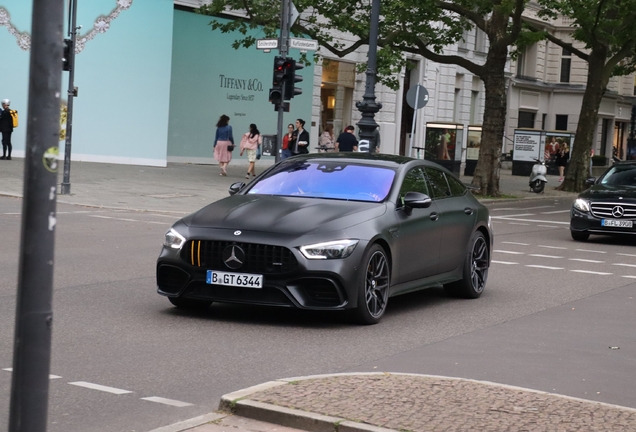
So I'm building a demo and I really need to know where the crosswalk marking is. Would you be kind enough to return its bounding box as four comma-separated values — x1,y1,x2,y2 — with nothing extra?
69,381,133,394
526,265,564,270
569,258,604,263
141,396,193,407
529,254,563,259
613,263,636,268
570,270,613,276
576,249,607,254
538,245,567,250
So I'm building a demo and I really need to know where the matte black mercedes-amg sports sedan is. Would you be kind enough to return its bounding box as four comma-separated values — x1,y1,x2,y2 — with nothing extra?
157,153,493,324
570,160,636,241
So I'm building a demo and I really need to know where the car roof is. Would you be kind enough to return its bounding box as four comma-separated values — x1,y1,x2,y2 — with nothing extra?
288,152,432,167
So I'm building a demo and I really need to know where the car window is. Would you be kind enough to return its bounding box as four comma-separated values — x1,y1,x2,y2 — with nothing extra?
599,165,636,187
397,167,429,206
424,167,451,199
445,173,467,196
247,160,396,202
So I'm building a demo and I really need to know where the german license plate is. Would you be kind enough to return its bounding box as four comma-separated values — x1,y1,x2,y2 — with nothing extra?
206,270,263,288
601,219,633,228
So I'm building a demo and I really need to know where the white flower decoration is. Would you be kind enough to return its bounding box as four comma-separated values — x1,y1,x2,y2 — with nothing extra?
94,18,110,33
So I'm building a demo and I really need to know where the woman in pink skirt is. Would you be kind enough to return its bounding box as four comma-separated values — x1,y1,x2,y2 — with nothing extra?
213,114,234,176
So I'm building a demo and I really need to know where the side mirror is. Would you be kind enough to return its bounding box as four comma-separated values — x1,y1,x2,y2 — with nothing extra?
229,182,246,195
585,177,596,186
403,191,432,209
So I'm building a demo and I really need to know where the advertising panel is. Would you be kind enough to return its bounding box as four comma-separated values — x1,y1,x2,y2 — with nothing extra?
513,130,542,162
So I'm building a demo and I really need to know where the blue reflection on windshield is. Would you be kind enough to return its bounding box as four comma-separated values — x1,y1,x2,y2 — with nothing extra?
248,161,396,202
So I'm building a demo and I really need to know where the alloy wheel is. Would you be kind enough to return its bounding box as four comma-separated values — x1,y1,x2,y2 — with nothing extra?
470,236,488,293
365,251,390,318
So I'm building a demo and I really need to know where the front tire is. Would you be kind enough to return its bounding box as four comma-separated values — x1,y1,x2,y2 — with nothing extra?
571,230,590,242
353,244,390,325
168,297,212,310
445,231,489,299
531,179,545,193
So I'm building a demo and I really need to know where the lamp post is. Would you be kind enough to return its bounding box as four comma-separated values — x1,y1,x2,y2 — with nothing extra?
356,0,382,152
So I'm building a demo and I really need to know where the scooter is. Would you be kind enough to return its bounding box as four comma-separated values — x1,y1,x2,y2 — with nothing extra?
529,158,547,193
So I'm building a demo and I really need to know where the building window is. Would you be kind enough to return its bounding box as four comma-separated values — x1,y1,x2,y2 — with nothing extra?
555,115,568,130
541,113,547,130
453,88,461,122
469,90,479,124
560,48,571,83
518,111,535,128
474,29,486,52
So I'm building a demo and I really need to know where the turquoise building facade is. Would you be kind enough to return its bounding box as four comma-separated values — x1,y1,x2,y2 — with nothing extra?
0,1,313,166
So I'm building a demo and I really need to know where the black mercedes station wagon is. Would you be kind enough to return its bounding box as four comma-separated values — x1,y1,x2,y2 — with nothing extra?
570,161,636,241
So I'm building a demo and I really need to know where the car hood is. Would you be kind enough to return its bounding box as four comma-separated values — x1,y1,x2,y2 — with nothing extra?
183,195,387,235
579,185,636,200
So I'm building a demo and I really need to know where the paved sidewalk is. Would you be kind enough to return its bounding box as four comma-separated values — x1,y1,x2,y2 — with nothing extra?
0,157,578,216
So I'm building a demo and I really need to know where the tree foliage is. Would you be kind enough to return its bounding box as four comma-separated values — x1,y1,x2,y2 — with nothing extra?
530,0,636,191
199,0,533,196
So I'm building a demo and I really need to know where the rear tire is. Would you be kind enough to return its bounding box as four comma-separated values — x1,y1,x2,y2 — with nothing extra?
445,231,489,299
353,244,390,325
168,297,212,310
571,231,590,242
531,180,545,193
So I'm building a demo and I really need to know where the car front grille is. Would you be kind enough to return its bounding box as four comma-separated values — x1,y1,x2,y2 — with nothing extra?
182,240,297,274
157,265,190,294
590,202,636,219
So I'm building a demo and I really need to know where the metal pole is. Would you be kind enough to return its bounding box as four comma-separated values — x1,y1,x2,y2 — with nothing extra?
275,0,290,163
9,0,64,429
60,0,78,194
408,85,420,157
356,0,382,148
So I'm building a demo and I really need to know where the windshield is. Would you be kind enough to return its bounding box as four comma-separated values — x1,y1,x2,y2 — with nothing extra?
599,165,636,187
248,160,396,202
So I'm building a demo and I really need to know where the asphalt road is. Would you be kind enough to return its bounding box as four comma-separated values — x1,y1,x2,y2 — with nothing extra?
0,195,635,432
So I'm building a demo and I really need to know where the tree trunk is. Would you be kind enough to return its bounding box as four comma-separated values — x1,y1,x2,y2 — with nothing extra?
472,48,508,196
560,48,610,192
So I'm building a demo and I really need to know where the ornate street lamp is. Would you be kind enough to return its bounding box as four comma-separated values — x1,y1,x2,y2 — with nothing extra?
356,0,382,152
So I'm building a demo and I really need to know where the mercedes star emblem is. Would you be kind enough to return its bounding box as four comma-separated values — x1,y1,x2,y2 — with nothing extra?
222,245,245,270
611,206,625,218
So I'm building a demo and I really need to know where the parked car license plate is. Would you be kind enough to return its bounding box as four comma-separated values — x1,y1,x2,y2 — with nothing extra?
601,219,633,228
206,270,263,288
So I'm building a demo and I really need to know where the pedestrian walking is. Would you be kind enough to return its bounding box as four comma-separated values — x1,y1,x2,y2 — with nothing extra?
240,123,262,179
318,124,334,152
335,125,358,152
556,142,570,182
292,119,309,155
281,123,294,160
214,114,234,176
0,99,14,160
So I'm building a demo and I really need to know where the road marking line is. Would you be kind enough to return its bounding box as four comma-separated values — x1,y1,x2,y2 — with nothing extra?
569,258,604,263
617,253,636,258
141,396,193,407
540,210,571,214
115,218,137,222
570,270,612,276
525,265,564,270
501,242,529,246
529,254,563,259
148,221,170,225
69,381,132,394
494,250,525,255
89,215,114,219
538,245,567,249
576,249,607,254
621,275,636,279
537,225,559,228
507,222,529,225
3,368,62,379
520,205,555,210
492,217,570,225
492,260,519,265
613,263,636,268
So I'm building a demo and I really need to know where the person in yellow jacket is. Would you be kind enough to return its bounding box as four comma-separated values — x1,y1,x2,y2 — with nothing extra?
0,99,14,160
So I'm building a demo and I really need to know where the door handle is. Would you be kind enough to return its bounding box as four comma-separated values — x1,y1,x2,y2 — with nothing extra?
464,207,474,215
430,212,439,221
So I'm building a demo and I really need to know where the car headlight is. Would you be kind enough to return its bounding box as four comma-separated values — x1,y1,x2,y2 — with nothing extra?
300,239,359,260
573,198,590,212
164,228,186,249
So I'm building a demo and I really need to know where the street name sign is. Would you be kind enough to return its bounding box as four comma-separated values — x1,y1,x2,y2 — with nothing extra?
257,39,279,50
290,38,319,51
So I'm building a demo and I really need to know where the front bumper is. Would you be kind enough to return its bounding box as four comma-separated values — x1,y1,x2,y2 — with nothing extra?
570,208,636,236
156,240,369,310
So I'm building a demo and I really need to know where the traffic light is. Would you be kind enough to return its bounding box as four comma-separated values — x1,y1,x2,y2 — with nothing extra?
283,59,304,100
269,56,286,106
62,39,72,71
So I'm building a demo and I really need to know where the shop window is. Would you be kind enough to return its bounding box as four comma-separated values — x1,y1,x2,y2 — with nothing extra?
518,111,536,128
555,115,568,131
